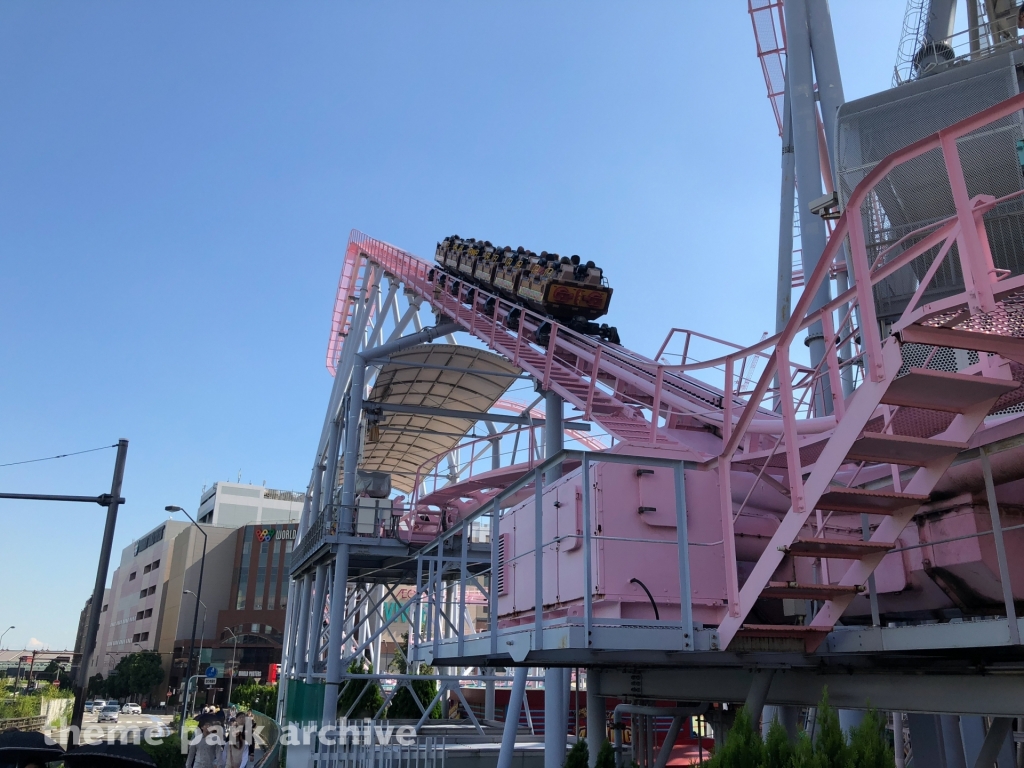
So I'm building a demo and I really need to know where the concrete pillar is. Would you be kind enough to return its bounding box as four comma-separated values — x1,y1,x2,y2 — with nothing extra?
587,672,606,768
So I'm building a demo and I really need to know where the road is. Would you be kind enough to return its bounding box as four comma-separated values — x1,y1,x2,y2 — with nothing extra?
48,712,175,747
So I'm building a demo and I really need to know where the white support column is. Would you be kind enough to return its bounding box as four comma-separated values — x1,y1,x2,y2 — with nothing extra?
545,668,567,768
782,0,832,415
587,672,606,768
485,669,496,721
293,575,314,677
497,667,529,768
307,563,329,684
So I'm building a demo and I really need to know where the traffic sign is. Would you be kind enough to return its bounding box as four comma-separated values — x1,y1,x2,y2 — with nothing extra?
205,666,217,679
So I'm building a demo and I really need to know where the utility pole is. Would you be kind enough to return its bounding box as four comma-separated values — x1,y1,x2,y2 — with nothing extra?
69,439,129,744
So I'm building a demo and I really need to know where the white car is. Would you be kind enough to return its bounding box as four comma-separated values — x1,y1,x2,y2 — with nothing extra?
98,704,120,723
122,703,142,715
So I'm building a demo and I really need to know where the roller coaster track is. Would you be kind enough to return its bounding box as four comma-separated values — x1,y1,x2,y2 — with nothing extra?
330,230,746,449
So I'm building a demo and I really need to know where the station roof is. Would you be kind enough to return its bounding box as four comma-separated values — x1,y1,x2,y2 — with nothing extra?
361,343,521,493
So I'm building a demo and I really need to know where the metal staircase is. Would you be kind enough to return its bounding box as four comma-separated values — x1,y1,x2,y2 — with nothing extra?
715,93,1024,650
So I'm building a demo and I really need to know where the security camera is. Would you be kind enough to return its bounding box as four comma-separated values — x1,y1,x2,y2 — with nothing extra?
809,191,840,219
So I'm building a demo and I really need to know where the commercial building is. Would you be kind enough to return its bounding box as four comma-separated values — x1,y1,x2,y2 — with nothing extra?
80,482,302,706
196,482,304,527
86,520,190,681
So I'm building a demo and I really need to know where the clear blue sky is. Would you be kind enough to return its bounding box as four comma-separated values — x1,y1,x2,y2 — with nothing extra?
0,2,907,650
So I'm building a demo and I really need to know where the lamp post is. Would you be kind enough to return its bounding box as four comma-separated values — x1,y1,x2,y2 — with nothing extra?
223,627,239,708
165,505,206,740
0,626,13,648
183,590,207,717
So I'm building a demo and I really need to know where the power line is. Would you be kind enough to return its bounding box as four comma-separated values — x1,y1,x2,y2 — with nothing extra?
0,444,118,469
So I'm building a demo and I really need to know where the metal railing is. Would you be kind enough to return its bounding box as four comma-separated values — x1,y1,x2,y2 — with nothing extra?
403,449,696,665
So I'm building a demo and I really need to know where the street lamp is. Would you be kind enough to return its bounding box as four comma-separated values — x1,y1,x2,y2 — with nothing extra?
0,626,14,648
165,505,206,737
183,590,207,717
223,627,239,708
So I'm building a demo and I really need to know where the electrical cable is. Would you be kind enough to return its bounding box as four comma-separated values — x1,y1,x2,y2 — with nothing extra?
0,443,118,469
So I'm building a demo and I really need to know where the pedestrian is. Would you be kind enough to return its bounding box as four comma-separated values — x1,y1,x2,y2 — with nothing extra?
185,719,223,768
223,717,249,768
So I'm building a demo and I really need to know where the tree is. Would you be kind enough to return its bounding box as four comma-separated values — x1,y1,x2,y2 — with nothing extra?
813,689,848,768
39,660,71,688
595,740,615,768
564,737,588,768
762,717,793,768
106,652,164,699
705,707,763,768
338,658,383,719
848,710,894,768
231,680,278,717
87,674,106,697
386,634,441,720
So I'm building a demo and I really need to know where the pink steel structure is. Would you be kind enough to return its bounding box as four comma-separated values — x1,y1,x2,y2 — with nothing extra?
318,92,1024,657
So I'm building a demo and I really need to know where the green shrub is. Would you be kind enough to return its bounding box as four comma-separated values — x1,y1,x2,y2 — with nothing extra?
709,707,763,768
565,737,589,768
813,690,848,768
791,732,815,768
231,680,278,718
338,659,383,719
387,673,442,720
697,689,894,768
141,732,186,768
762,717,793,768
595,739,615,768
847,710,894,768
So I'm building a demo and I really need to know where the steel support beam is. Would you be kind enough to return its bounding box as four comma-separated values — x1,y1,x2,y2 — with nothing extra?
497,667,528,768
544,390,564,483
596,668,1024,717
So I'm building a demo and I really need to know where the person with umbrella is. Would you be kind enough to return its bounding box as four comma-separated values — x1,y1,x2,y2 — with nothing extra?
0,728,65,767
62,742,156,768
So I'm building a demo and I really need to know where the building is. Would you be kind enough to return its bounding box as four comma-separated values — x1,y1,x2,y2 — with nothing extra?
180,521,298,708
79,482,304,706
86,521,190,681
197,482,304,527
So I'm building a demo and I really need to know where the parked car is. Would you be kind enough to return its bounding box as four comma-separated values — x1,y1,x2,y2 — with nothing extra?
122,703,141,715
98,704,119,723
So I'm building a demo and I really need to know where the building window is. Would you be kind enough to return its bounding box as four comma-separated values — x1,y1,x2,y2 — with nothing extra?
144,608,152,618
151,559,160,570
267,540,279,610
101,605,108,613
140,632,149,641
139,589,147,599
136,611,145,621
236,528,253,610
132,633,141,643
129,572,137,581
253,541,269,610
